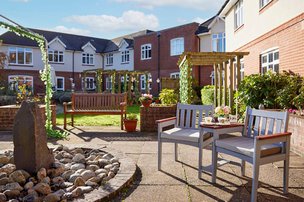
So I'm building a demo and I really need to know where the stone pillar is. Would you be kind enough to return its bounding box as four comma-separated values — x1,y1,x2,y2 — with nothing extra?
13,101,54,174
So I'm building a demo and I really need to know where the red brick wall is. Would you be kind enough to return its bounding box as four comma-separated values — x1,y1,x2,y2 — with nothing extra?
134,23,200,94
0,104,56,131
236,13,304,76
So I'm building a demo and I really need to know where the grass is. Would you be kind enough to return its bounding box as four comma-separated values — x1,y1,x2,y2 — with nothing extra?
56,105,140,126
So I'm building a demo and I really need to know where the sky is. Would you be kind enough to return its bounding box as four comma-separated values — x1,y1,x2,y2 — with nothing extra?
0,0,226,39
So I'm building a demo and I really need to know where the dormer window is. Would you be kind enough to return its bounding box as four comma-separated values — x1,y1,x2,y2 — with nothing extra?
48,50,64,63
106,53,113,66
82,53,94,65
121,51,130,63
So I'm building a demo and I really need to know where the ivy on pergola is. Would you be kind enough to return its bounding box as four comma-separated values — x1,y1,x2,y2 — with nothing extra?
82,69,151,97
178,52,249,107
0,18,65,138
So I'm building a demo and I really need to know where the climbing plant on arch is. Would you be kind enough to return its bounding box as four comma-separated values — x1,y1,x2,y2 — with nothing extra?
0,20,66,138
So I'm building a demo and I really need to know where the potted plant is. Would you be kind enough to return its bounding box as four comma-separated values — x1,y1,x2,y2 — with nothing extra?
139,94,153,108
153,96,160,104
214,106,231,123
124,113,138,132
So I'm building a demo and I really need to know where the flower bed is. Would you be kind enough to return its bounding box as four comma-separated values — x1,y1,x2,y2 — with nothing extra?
140,105,177,132
0,104,56,131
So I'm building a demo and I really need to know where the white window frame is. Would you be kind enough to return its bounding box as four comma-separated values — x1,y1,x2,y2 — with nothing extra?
170,37,184,56
260,0,271,9
8,47,33,65
82,53,94,65
48,50,64,63
85,77,95,90
8,75,34,91
140,74,152,90
261,49,279,74
141,44,152,60
106,53,113,66
170,72,180,78
56,76,65,91
210,71,215,85
121,50,130,63
234,0,244,29
106,77,112,90
212,33,226,52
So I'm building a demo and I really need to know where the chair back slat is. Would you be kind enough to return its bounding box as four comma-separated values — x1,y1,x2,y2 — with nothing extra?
244,107,288,138
175,103,213,129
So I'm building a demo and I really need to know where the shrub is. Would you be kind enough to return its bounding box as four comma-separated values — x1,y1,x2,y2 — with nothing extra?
126,113,138,120
201,85,214,105
159,88,178,105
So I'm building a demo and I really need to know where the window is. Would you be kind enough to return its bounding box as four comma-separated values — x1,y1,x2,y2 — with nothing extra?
56,77,65,91
106,53,113,65
82,53,94,65
240,60,245,80
8,47,33,65
121,51,130,63
260,0,271,8
210,71,215,85
140,74,152,90
261,49,279,74
212,33,226,52
8,75,33,92
170,72,180,78
85,77,95,90
106,77,112,90
48,50,64,63
234,0,244,29
170,38,184,56
141,44,151,60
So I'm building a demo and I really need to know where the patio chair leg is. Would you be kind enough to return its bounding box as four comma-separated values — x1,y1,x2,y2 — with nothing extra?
64,113,67,129
241,160,246,176
71,115,74,127
198,144,203,179
158,140,162,171
121,114,124,130
212,143,218,183
283,158,289,194
174,143,178,161
251,162,260,202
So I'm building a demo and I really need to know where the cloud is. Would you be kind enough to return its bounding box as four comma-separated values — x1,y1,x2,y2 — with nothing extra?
64,10,159,33
48,26,91,36
192,17,207,24
113,0,225,11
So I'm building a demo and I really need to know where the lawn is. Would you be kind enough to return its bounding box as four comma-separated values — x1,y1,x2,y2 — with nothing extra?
56,105,140,126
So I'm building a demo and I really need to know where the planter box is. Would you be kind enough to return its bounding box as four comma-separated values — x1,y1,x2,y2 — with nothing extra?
140,105,177,132
0,104,56,131
288,114,304,157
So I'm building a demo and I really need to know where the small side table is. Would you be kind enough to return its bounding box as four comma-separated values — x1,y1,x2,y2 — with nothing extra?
199,123,244,179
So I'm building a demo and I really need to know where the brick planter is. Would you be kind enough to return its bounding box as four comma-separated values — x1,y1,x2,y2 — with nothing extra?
0,104,56,131
140,105,177,132
288,114,304,156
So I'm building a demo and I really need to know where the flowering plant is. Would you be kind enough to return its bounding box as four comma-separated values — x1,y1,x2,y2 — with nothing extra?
139,94,153,102
214,106,231,117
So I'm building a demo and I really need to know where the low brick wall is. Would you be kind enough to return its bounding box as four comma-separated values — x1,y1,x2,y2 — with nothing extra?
0,104,56,131
288,114,304,156
140,105,177,132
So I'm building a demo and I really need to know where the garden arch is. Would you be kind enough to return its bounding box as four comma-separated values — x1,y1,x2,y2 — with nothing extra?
178,52,249,108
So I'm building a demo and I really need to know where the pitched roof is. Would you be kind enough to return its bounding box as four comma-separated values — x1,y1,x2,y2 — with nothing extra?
0,28,111,53
195,16,216,35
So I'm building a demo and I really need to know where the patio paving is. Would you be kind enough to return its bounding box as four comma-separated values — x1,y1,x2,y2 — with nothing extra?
0,126,304,201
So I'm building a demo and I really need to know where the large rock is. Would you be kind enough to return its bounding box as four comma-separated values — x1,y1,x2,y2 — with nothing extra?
9,170,26,184
13,102,55,174
33,183,51,195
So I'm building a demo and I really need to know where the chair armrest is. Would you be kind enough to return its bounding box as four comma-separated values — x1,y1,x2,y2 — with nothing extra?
255,132,292,146
120,102,127,111
156,117,176,133
63,102,72,112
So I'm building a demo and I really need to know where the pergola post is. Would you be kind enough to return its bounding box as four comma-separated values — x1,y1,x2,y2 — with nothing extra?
214,64,218,106
111,71,115,93
229,58,234,109
224,62,228,106
219,63,223,106
124,73,127,93
236,55,241,89
118,73,121,93
83,72,87,92
128,74,132,100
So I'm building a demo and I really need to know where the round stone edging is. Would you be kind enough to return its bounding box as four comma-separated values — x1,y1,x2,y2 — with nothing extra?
73,147,137,202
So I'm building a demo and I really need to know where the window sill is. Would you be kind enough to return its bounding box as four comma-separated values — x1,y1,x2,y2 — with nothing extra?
49,62,64,65
106,64,113,66
8,64,33,67
259,0,277,14
82,64,95,66
234,24,244,33
121,62,130,64
141,58,152,61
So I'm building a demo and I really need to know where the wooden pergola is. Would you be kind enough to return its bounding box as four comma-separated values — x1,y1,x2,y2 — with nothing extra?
178,52,249,108
82,69,151,100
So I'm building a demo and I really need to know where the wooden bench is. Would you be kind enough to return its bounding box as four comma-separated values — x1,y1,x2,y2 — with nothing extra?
63,93,127,130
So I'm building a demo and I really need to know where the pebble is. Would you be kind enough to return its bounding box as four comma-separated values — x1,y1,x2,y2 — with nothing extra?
74,177,85,187
54,145,63,152
23,193,39,202
3,189,20,198
104,164,113,171
98,159,110,168
78,186,93,193
5,182,23,191
0,155,9,164
44,193,60,202
110,157,119,164
85,181,98,187
37,168,47,181
87,164,99,171
95,169,108,175
9,170,26,184
0,164,16,174
81,170,95,181
68,174,81,183
71,187,82,197
87,176,101,184
41,177,51,184
52,176,64,184
34,182,51,195
60,182,73,189
0,193,6,202
102,153,113,160
24,181,34,190
0,177,9,186
72,154,86,164
71,163,85,170
61,170,75,180
0,172,7,179
72,148,84,154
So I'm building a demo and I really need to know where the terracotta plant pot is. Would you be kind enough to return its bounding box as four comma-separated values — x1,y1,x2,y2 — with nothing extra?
124,119,137,132
141,100,152,108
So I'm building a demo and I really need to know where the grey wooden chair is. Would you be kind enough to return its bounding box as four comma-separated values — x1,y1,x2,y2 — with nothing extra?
156,103,213,178
212,107,291,202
